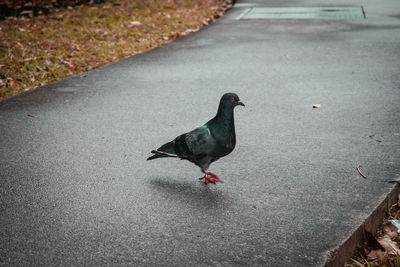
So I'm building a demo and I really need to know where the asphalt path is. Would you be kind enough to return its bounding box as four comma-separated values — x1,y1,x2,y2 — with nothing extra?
1,0,400,265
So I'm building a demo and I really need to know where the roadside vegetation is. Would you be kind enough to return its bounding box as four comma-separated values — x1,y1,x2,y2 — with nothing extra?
0,0,231,98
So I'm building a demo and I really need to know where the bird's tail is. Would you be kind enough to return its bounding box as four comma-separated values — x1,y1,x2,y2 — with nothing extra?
147,153,161,160
147,141,177,160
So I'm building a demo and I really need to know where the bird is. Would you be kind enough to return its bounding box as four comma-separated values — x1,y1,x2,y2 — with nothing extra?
147,92,245,184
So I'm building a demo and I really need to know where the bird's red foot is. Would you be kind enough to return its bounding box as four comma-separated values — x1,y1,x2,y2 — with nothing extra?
199,172,224,184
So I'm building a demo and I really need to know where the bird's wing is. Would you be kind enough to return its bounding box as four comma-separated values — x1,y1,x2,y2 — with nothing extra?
185,125,217,157
148,125,217,167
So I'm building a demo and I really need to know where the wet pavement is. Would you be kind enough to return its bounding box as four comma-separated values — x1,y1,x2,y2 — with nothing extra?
1,0,400,265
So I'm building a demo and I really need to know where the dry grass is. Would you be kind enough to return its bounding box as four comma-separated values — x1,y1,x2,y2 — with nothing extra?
0,0,229,97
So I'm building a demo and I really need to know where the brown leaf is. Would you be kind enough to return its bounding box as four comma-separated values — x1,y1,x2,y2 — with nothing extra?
169,31,179,38
27,114,36,118
367,249,386,263
7,78,14,88
383,225,399,239
377,235,400,255
73,44,81,51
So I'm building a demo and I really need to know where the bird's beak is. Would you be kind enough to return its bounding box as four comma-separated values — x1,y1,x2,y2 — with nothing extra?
237,100,245,107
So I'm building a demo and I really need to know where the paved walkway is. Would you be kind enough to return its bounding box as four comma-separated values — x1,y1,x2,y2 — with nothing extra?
1,0,400,265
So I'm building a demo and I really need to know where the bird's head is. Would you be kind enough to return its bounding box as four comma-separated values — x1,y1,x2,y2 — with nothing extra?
220,92,245,108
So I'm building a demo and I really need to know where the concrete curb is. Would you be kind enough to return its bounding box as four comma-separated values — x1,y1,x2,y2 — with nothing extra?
324,182,400,266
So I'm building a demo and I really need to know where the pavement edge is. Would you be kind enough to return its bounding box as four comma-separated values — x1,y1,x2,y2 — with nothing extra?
323,182,400,266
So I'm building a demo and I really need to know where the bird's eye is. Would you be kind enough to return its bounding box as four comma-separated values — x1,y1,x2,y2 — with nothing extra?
229,97,235,102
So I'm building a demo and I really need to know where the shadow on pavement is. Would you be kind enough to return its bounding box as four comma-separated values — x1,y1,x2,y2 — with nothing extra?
149,177,233,211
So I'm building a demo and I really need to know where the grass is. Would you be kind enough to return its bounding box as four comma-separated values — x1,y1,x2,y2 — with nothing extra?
0,0,229,98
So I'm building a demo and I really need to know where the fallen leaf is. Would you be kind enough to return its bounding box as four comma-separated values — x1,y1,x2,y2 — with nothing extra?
19,28,26,32
367,249,386,263
169,31,179,38
7,78,14,88
312,104,321,108
181,27,200,36
383,224,398,238
129,21,142,27
61,60,74,68
377,236,400,255
27,114,36,118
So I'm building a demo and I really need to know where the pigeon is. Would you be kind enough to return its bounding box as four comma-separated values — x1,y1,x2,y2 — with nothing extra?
147,92,245,184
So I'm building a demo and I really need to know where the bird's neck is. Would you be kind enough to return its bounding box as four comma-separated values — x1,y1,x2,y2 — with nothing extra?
210,105,236,149
215,106,235,129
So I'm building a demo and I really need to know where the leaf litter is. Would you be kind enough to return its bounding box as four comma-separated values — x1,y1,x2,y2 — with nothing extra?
0,0,233,98
347,194,400,266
